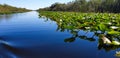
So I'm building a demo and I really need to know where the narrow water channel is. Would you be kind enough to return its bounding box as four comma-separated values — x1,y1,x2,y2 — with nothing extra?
0,11,118,58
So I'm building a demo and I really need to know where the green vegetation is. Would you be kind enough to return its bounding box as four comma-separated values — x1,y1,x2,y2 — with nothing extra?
0,4,30,14
38,0,120,13
39,11,120,31
39,11,120,47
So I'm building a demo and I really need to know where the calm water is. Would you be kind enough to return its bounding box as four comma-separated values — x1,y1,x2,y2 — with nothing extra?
0,11,119,58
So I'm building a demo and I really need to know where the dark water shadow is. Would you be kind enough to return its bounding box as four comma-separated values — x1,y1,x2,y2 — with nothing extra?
0,37,31,58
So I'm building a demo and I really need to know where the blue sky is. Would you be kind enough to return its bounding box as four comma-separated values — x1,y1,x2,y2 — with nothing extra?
0,0,73,10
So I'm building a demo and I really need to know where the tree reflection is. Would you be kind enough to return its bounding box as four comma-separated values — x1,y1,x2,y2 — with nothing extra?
0,14,14,22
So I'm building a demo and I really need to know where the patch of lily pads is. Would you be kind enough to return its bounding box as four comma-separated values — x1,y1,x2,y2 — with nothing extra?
39,11,120,46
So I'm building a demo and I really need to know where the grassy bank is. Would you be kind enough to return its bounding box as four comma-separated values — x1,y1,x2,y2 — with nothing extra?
0,4,31,14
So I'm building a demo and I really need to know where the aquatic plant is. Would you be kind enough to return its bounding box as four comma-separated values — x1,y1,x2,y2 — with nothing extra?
39,11,120,46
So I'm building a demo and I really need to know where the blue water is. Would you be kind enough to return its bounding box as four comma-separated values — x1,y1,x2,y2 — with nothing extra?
0,11,119,58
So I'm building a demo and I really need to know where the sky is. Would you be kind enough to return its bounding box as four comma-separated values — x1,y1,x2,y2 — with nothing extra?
0,0,73,10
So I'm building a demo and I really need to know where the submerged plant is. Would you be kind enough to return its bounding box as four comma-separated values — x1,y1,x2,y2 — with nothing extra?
115,51,120,57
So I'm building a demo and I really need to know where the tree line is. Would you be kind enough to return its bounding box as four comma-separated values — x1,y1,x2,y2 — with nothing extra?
0,4,30,14
39,0,120,13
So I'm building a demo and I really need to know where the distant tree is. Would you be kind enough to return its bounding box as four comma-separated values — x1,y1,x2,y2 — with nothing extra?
38,0,120,13
50,3,66,11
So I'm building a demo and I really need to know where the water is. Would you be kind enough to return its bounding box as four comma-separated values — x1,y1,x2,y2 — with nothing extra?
0,11,119,58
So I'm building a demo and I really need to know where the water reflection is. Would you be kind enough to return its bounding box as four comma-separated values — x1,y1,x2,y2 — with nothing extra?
0,14,14,21
64,30,96,43
0,13,29,22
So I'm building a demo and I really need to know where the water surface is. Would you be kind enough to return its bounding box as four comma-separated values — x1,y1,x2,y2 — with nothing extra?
0,11,119,58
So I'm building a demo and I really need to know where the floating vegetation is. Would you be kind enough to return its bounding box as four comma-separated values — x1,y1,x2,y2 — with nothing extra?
39,11,120,32
39,11,120,51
